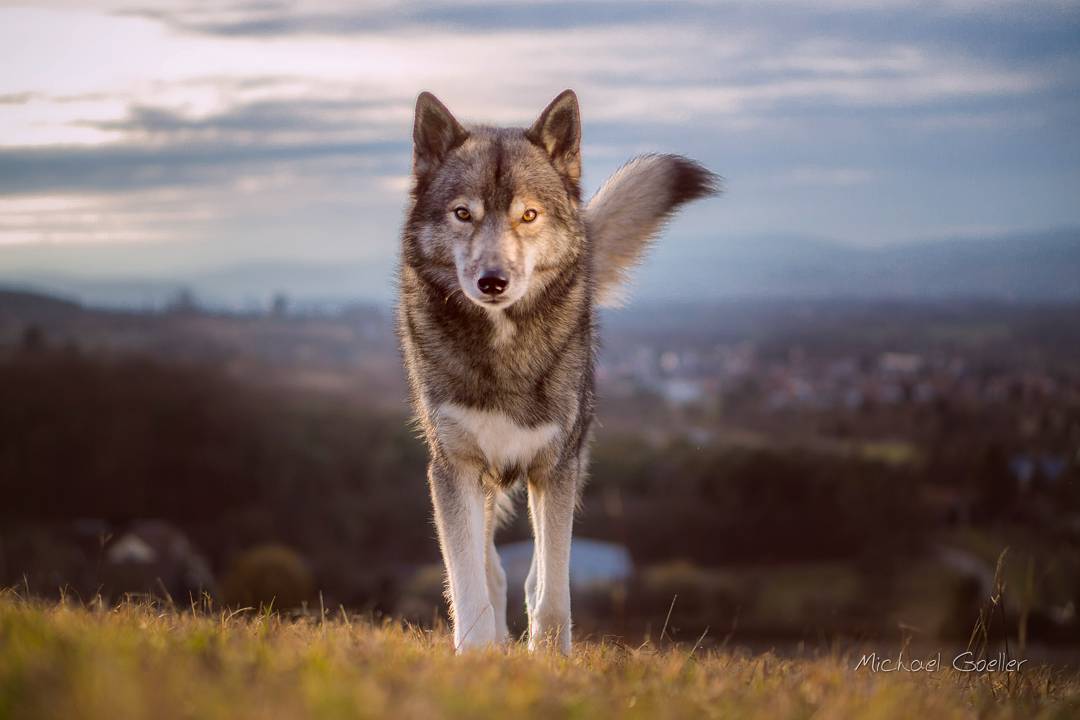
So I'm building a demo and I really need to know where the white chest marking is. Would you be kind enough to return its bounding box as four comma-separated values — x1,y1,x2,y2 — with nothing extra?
485,308,516,345
438,403,558,468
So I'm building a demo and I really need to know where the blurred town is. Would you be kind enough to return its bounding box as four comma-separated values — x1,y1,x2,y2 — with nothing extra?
1,288,1078,649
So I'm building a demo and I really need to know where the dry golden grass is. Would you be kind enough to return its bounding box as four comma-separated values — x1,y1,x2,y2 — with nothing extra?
1,594,1078,720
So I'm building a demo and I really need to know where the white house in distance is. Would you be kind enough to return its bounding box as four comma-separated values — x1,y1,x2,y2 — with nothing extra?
497,538,634,592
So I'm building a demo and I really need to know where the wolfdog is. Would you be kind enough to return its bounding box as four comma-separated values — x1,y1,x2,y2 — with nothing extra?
397,89,717,654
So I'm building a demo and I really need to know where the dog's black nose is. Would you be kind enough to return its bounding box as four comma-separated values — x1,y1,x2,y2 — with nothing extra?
477,271,509,297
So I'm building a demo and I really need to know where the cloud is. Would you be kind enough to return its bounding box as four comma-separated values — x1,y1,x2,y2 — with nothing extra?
116,1,700,36
777,167,876,187
78,96,410,144
0,0,1078,267
114,1,1080,40
0,136,407,195
0,92,37,105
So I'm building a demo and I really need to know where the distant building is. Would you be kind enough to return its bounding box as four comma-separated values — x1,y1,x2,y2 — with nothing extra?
497,538,633,592
658,378,706,406
103,520,216,602
1009,453,1068,490
879,352,924,375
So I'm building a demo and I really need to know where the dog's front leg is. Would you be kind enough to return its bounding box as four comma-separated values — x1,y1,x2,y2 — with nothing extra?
483,492,510,644
526,474,576,654
429,461,497,652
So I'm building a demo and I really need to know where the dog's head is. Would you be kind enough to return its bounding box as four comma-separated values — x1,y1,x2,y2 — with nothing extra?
407,90,584,310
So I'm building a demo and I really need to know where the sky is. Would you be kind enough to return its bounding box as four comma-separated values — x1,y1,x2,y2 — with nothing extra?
1,0,1079,303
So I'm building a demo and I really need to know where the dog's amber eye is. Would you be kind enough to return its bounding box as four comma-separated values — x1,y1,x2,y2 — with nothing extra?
453,206,471,222
521,208,538,223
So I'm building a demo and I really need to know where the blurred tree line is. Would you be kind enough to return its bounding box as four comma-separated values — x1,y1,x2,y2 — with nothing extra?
0,349,431,605
1,347,1077,639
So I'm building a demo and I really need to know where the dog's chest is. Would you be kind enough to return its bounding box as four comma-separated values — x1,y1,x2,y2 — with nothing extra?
437,402,559,471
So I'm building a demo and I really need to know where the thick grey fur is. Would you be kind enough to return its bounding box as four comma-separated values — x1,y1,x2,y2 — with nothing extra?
396,89,718,654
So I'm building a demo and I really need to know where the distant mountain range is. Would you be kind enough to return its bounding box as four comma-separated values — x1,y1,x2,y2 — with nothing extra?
635,228,1080,303
1,228,1077,309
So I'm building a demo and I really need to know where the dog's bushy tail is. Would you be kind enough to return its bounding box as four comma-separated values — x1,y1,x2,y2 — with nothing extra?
584,154,720,306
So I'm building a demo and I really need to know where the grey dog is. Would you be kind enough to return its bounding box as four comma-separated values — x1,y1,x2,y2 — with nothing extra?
397,89,718,653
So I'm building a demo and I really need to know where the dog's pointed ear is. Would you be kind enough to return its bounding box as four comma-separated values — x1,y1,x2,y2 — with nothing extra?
413,91,468,178
527,89,581,183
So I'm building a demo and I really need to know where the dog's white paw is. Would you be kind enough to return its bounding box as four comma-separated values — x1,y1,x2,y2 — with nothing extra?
454,603,498,653
528,605,572,655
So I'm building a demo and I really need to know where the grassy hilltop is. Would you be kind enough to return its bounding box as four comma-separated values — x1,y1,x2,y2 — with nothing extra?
2,596,1078,720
